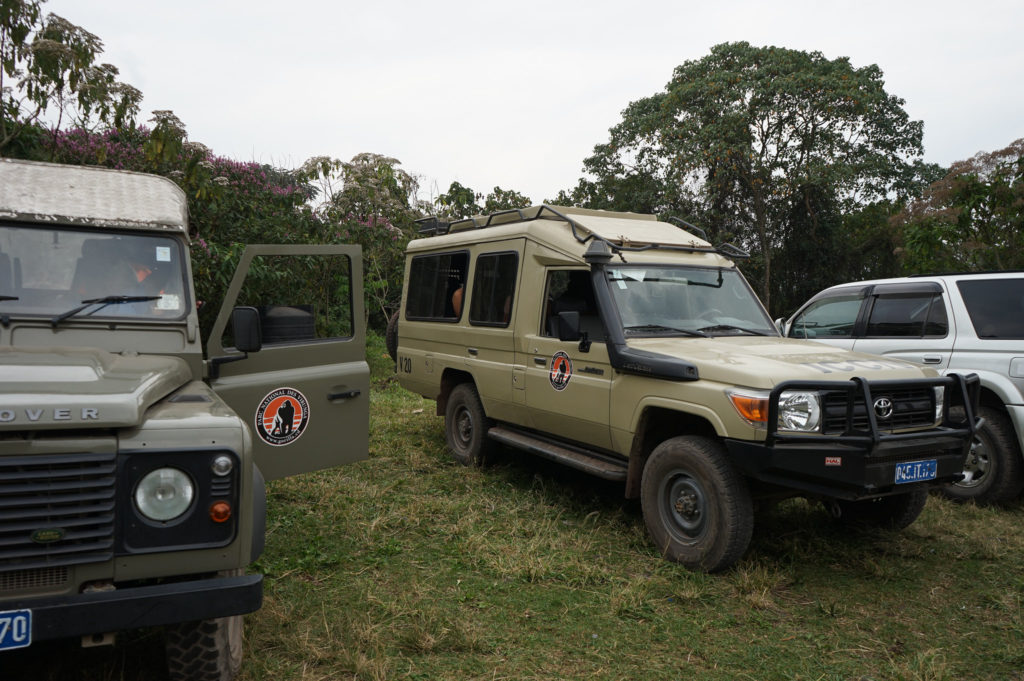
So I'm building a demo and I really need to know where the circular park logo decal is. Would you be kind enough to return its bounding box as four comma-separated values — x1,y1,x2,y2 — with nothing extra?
255,387,310,446
549,351,573,391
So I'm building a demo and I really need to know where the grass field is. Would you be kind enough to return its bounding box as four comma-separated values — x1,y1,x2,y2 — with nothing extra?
7,332,1024,680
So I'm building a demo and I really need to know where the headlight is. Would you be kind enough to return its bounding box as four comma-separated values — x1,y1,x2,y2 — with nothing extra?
777,391,821,432
934,386,945,423
728,389,822,433
134,467,195,521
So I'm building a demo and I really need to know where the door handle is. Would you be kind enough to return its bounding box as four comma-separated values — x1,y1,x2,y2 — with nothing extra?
467,348,478,356
922,355,942,364
328,389,361,400
534,357,547,366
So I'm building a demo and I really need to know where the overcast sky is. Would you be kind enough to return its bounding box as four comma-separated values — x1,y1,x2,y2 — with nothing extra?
43,0,1024,205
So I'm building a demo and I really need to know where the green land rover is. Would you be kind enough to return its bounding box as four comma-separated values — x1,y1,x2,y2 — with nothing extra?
0,159,369,680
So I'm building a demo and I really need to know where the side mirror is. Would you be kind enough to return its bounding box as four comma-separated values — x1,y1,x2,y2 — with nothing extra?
232,306,263,353
557,311,582,341
774,317,787,336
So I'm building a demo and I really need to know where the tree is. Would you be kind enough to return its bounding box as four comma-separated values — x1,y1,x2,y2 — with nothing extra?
482,186,532,213
893,138,1024,273
1,0,140,154
434,180,481,219
299,153,419,328
569,42,927,309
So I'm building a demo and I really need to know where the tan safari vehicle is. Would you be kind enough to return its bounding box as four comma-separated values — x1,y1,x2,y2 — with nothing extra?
391,206,979,572
0,159,368,680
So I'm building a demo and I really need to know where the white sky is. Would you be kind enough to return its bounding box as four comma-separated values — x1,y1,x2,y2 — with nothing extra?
43,0,1024,205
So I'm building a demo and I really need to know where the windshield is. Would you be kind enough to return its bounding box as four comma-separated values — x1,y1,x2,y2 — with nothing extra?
0,225,189,321
606,266,776,337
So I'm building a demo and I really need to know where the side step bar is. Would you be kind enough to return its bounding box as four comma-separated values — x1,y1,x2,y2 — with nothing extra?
487,426,628,482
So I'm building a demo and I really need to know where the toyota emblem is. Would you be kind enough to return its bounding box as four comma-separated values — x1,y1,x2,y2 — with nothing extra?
873,396,894,419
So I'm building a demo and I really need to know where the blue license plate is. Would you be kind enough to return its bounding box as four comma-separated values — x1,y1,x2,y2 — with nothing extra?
0,609,31,651
894,459,937,484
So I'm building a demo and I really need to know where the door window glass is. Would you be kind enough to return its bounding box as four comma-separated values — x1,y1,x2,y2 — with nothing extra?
469,252,517,327
789,295,862,339
957,279,1024,339
542,270,603,340
866,294,947,338
222,254,352,347
405,252,469,321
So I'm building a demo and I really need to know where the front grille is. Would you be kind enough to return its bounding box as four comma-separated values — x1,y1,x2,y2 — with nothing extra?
822,387,936,434
0,451,116,572
0,566,68,593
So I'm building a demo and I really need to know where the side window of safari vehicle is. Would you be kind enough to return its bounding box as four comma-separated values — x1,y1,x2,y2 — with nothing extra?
957,278,1024,339
865,293,948,338
469,251,517,327
221,253,353,347
789,294,862,339
406,251,469,321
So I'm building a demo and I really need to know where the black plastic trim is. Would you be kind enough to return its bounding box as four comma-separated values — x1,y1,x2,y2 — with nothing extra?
8,573,263,642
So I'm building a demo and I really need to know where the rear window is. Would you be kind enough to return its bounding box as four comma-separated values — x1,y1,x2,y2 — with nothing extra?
405,252,469,321
469,252,518,327
957,279,1024,339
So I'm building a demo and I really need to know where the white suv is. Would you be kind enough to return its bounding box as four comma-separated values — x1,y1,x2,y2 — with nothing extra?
781,272,1024,504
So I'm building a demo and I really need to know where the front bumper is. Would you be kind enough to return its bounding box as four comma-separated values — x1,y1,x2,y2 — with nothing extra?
5,572,263,643
725,373,979,500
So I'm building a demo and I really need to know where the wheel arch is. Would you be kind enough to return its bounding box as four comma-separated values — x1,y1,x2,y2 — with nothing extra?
437,368,475,417
625,406,719,499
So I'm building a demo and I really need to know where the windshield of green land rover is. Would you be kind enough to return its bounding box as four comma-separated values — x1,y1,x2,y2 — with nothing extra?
607,266,776,337
0,225,189,321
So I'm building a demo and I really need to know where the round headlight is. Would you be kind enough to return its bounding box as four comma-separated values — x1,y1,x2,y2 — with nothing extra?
778,391,821,432
135,467,195,521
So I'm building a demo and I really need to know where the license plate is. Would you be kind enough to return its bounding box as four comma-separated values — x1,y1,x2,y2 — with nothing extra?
894,459,937,484
0,609,32,651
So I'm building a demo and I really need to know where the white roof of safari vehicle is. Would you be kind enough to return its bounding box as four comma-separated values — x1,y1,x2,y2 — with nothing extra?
409,205,747,265
0,158,188,234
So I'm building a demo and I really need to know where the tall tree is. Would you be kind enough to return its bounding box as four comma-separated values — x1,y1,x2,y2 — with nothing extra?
1,0,140,154
893,138,1024,273
569,42,927,309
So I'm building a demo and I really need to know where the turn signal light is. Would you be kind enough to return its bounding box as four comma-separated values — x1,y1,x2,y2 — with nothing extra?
209,501,232,523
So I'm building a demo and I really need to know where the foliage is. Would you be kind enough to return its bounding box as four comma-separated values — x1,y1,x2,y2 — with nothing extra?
1,0,139,153
564,42,929,310
300,153,419,329
894,138,1024,273
435,181,534,219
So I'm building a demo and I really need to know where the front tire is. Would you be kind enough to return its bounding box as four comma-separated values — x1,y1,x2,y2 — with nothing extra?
165,614,243,681
444,383,493,466
640,436,753,572
941,405,1024,505
832,488,928,529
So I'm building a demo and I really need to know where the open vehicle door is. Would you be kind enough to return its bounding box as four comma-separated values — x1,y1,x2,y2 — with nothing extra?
207,244,369,480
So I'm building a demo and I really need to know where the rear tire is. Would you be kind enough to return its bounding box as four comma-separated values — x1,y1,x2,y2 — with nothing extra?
385,310,400,364
165,614,243,681
832,488,928,530
640,436,753,572
941,405,1024,505
444,383,494,466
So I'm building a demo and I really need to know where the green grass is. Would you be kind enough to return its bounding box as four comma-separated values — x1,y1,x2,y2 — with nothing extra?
241,333,1024,681
9,331,1024,680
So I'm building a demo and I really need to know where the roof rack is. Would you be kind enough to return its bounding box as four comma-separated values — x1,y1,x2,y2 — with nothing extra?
416,205,750,259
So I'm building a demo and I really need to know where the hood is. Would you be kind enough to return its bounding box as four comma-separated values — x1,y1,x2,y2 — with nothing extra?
627,336,934,388
0,347,192,429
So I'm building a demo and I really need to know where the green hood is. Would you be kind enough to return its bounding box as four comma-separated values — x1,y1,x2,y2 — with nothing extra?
0,347,191,429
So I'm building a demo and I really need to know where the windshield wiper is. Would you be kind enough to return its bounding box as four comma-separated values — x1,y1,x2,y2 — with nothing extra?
51,295,161,328
625,324,707,337
697,323,769,336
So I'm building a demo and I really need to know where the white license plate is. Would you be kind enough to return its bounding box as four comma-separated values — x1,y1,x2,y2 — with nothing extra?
894,459,937,484
0,609,32,651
